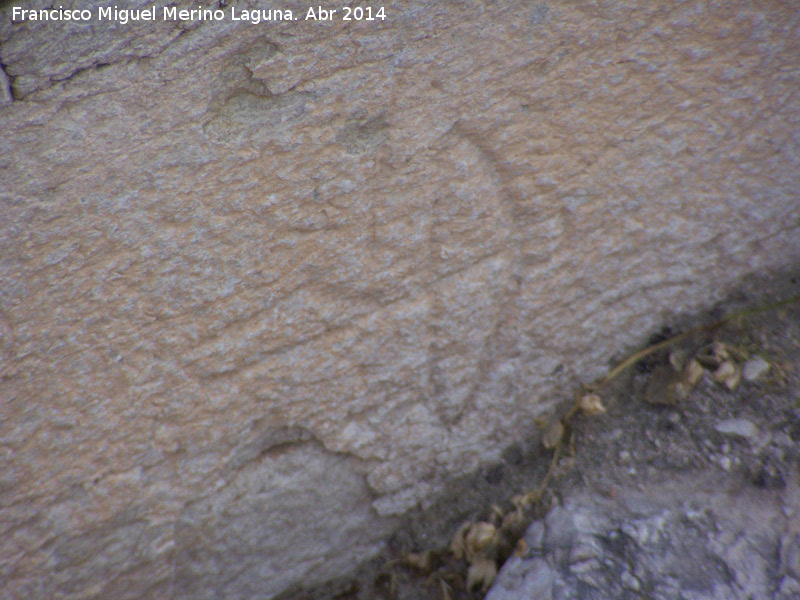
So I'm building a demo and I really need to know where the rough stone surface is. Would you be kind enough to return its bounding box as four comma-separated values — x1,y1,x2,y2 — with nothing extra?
488,480,800,600
1,1,799,598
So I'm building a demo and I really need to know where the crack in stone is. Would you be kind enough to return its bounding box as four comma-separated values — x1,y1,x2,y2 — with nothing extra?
51,60,114,86
1,16,198,100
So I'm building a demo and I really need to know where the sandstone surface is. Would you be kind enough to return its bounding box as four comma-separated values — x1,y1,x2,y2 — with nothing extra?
1,1,799,598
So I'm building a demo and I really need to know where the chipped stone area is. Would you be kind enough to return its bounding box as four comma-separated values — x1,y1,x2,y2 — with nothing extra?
0,0,223,100
174,442,390,600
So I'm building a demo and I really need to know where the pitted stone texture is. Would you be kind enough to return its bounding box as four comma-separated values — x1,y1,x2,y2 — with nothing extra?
487,476,800,600
1,1,800,598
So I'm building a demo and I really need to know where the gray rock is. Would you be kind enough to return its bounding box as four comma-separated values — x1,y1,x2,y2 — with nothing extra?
492,558,555,600
489,476,800,600
780,533,800,580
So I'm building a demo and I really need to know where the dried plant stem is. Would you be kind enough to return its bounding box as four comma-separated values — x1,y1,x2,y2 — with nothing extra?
589,295,800,393
537,437,562,496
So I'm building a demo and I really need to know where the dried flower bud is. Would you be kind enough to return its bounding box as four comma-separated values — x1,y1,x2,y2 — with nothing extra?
684,358,705,387
403,550,435,572
467,557,498,591
713,360,741,390
466,522,497,554
578,393,606,415
450,522,471,560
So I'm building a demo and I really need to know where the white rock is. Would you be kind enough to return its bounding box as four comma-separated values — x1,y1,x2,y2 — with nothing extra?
743,357,771,381
714,418,760,442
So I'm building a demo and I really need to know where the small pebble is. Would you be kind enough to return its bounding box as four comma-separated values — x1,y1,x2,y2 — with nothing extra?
714,418,759,442
742,357,770,381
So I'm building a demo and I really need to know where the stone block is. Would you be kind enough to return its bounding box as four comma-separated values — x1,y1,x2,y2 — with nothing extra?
1,1,799,597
